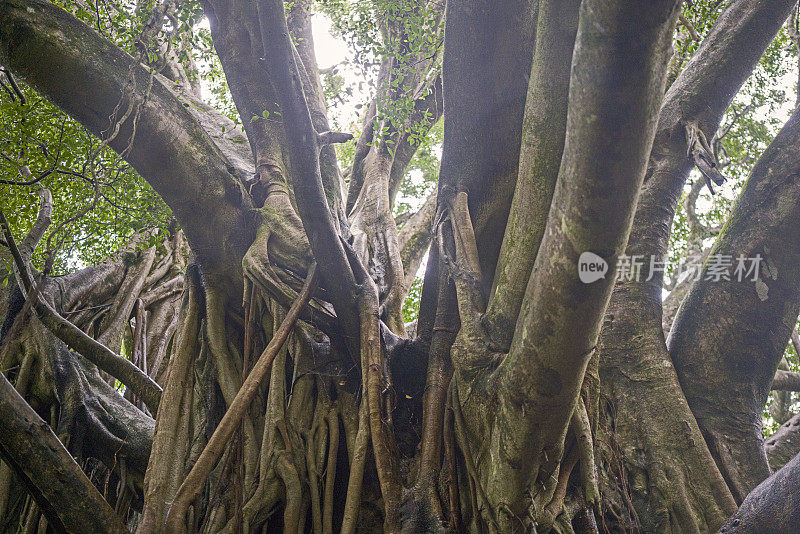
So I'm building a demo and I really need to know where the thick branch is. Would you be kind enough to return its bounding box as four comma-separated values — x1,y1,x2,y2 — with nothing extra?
398,189,436,291
1,211,162,413
360,282,403,530
595,0,796,514
494,0,680,518
669,104,800,500
0,370,128,534
483,0,579,351
0,0,254,292
19,189,52,259
765,411,800,472
346,100,379,216
434,0,537,299
286,0,347,216
720,451,800,533
201,0,291,213
627,0,796,274
256,0,361,346
772,370,800,391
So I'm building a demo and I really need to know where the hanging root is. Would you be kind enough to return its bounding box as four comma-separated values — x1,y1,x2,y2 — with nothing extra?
342,233,404,532
362,287,403,531
238,302,286,530
449,383,496,529
440,192,485,334
304,404,325,534
444,385,463,532
539,440,580,532
323,407,339,534
535,398,600,531
139,267,202,534
340,395,370,534
163,265,318,533
276,451,304,533
573,398,600,511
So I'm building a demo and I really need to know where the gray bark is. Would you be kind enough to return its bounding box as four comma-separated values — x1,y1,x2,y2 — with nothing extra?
669,103,800,501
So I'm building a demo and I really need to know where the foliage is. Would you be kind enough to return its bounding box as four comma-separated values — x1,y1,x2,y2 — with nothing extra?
667,20,795,280
0,85,171,274
402,275,423,323
318,0,442,150
665,14,800,432
3,0,798,447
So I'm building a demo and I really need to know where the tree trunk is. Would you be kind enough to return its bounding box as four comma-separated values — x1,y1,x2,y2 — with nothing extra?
3,0,800,533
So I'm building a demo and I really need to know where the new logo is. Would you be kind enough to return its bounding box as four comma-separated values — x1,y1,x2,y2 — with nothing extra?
578,252,608,283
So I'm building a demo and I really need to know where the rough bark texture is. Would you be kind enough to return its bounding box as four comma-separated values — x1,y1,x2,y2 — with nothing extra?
483,0,578,351
765,413,800,472
595,1,796,530
0,367,128,534
4,0,800,532
435,0,681,531
669,104,800,501
720,451,800,533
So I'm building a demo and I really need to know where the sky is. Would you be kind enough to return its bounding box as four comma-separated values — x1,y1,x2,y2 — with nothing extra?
311,14,348,70
308,14,432,278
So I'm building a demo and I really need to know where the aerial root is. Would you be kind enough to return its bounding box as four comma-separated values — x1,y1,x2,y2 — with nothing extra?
323,408,340,534
572,398,600,510
444,385,463,532
305,403,328,534
439,191,485,333
340,395,369,534
163,266,317,532
361,288,403,531
276,451,303,532
539,440,580,531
